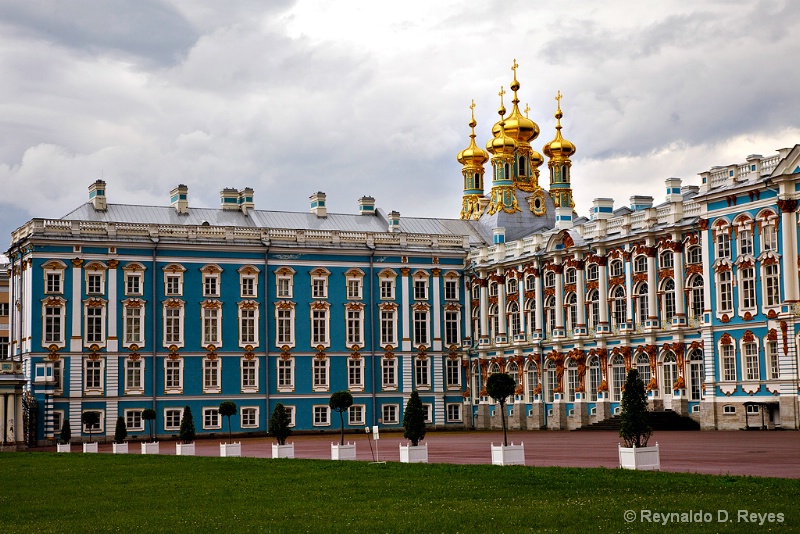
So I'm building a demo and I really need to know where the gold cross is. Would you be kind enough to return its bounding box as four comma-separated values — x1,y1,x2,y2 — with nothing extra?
556,90,563,108
498,86,505,105
470,99,476,119
511,59,518,77
524,103,530,117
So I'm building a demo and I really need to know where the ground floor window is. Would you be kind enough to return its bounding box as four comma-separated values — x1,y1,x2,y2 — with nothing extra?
241,407,258,428
382,404,399,424
125,409,144,431
203,408,221,430
313,405,330,426
348,404,365,426
446,403,462,422
165,408,183,431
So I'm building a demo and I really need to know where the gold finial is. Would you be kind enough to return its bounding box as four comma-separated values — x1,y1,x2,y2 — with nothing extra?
555,90,563,126
524,103,530,118
498,86,506,117
555,90,563,110
510,59,521,101
511,59,518,78
469,99,477,132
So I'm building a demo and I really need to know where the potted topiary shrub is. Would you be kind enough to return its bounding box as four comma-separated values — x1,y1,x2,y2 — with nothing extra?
81,411,100,453
57,419,71,452
618,369,660,470
176,406,196,456
218,401,241,457
269,403,294,459
399,391,428,463
141,408,159,454
329,391,356,460
112,416,128,454
486,372,524,465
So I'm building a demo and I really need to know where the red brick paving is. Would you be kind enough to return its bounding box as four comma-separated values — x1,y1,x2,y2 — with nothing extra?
52,430,800,478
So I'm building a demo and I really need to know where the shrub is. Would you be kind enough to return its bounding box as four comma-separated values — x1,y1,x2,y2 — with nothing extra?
620,369,652,448
81,411,100,443
329,391,353,446
179,406,196,444
402,391,426,446
219,401,237,443
114,416,127,444
486,373,516,447
59,419,71,445
269,403,292,446
142,409,156,442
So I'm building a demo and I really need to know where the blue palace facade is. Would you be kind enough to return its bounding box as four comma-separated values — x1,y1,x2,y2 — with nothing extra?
4,64,800,444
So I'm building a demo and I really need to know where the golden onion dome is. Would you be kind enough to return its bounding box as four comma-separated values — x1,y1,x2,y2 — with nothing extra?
543,92,576,159
494,61,539,143
486,120,517,156
457,113,489,166
529,148,544,168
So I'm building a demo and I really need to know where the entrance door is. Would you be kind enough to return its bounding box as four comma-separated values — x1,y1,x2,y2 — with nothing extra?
661,353,677,410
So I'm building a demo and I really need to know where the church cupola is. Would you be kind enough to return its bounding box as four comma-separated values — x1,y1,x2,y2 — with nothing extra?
458,100,488,220
485,87,520,216
543,91,576,228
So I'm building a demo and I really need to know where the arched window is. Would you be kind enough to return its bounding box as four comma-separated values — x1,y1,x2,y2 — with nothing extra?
504,162,510,179
525,275,536,291
716,231,731,259
587,289,599,330
489,282,498,297
738,225,754,256
488,304,498,339
471,361,480,402
637,283,648,324
689,276,704,320
543,296,556,336
545,359,557,403
611,355,625,402
687,246,702,264
524,298,535,336
525,360,539,403
507,301,520,336
612,286,627,327
506,278,518,295
662,278,676,325
566,358,578,402
472,307,480,341
507,361,519,403
565,268,576,285
518,156,526,176
545,271,555,288
610,260,624,277
636,353,650,385
662,352,677,397
587,356,601,401
688,350,704,401
586,264,599,281
634,255,647,273
565,293,577,331
762,224,777,252
659,251,673,269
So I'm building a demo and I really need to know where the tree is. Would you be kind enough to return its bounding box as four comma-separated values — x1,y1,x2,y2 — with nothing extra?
269,403,292,446
329,391,353,446
179,406,196,444
114,416,127,444
81,411,100,443
219,401,237,443
619,368,652,448
402,391,426,446
59,418,71,445
486,373,517,447
142,408,156,442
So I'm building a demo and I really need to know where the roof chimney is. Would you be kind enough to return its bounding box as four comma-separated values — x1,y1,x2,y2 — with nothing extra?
238,187,254,215
88,180,107,211
388,211,401,232
310,192,327,218
591,198,614,220
665,178,682,203
220,188,239,211
170,184,189,214
630,195,653,212
358,196,375,216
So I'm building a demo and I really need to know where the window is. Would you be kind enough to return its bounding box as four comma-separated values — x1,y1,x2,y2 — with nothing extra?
423,403,433,423
276,306,294,346
662,279,676,325
203,358,221,393
52,411,64,438
380,308,396,346
544,360,557,403
611,355,625,402
165,408,183,431
346,270,364,300
123,304,143,345
636,353,650,385
124,358,144,393
277,358,294,389
81,410,103,434
311,270,329,299
313,357,329,390
544,297,556,336
525,275,536,291
634,256,647,274
276,274,293,299
506,278,518,295
313,405,330,426
241,358,258,391
125,272,142,296
165,273,183,296
636,284,648,324
762,224,778,252
544,271,555,288
489,281,498,297
241,407,258,428
739,267,756,310
165,358,183,393
718,271,733,313
239,267,259,298
723,405,736,414
164,304,183,346
662,353,677,397
587,357,600,402
610,260,624,277
203,408,221,430
0,337,8,359
311,307,329,346
739,227,753,256
84,358,103,393
447,403,462,422
525,362,539,403
660,252,673,269
721,344,736,381
766,340,779,380
764,264,780,308
382,357,397,389
87,273,104,295
415,357,430,388
566,359,577,402
716,231,731,260
348,405,365,426
125,410,144,431
202,306,221,345
239,306,258,346
689,351,704,401
380,278,395,300
687,246,702,265
44,303,65,344
446,357,460,388
690,276,704,320
744,342,759,381
565,294,577,331
348,357,364,389
612,287,626,327
444,278,459,300
564,269,576,285
587,289,599,330
45,271,63,294
413,279,428,300
283,406,296,427
382,404,399,424
508,302,521,336
413,309,429,345
346,307,364,346
203,273,219,297
85,305,105,344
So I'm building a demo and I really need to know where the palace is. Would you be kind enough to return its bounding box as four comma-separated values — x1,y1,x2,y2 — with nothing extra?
2,63,800,445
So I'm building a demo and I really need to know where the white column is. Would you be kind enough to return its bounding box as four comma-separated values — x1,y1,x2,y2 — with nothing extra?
646,247,658,325
597,254,609,331
107,261,118,352
673,238,686,323
780,204,799,301
625,251,634,323
479,274,489,341
554,261,564,330
517,270,526,337
401,268,411,352
496,269,506,339
700,222,713,317
534,267,543,334
432,269,441,351
575,257,586,333
71,260,83,352
463,278,472,342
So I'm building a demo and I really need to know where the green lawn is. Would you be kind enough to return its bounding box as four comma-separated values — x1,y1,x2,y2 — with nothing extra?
0,454,795,533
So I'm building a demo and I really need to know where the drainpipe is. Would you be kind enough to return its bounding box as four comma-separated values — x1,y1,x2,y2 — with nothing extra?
262,239,271,424
150,238,158,414
367,243,376,427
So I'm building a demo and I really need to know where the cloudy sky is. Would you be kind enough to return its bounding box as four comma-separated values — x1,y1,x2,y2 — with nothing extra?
1,0,799,250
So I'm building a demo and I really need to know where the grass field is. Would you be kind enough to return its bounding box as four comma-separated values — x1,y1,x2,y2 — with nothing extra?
0,453,795,533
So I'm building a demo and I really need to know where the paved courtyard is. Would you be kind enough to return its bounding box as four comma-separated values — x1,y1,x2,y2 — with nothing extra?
49,430,800,478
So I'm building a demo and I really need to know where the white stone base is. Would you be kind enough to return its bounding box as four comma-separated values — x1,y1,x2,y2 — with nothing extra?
141,442,160,455
220,442,241,457
619,443,660,471
112,443,128,454
56,443,71,453
491,442,525,465
83,442,98,453
399,443,428,463
272,443,295,458
176,443,195,456
331,442,356,460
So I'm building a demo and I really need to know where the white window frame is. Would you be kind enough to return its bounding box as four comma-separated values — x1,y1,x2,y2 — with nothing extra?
311,269,330,299
716,228,731,260
380,307,397,346
382,404,399,424
717,270,733,315
81,409,105,434
761,223,778,253
42,299,66,347
83,357,105,395
163,301,185,348
380,278,395,300
422,403,433,424
241,406,259,428
413,308,430,347
313,405,330,426
163,265,185,297
413,276,429,301
203,357,221,393
310,304,330,347
164,408,183,431
446,403,462,422
766,339,779,380
203,407,221,430
43,262,66,294
345,269,365,300
720,342,736,382
444,274,459,301
348,357,365,391
124,270,144,297
382,357,398,390
122,301,145,347
346,306,364,346
202,304,222,346
738,265,756,313
446,357,461,389
742,341,760,382
164,357,184,394
84,302,106,347
283,405,296,427
202,268,221,298
275,267,294,299
124,409,144,432
762,262,781,309
277,358,295,391
239,265,260,299
124,357,144,394
312,357,330,391
275,304,295,348
238,304,259,347
85,270,106,296
415,357,431,389
348,404,366,426
241,357,259,393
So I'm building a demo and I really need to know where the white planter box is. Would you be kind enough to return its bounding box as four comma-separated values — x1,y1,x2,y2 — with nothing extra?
176,443,195,456
331,442,356,460
57,443,71,453
220,442,241,457
399,443,428,463
83,442,98,453
491,442,525,466
112,443,128,454
272,443,295,459
141,442,160,455
619,443,660,471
